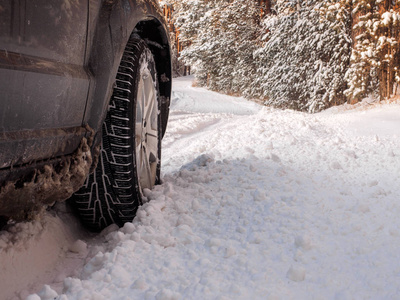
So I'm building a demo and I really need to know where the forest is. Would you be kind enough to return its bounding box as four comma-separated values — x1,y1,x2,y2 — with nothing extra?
162,0,400,112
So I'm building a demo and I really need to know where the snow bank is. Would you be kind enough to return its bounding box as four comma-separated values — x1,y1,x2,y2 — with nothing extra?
0,204,94,300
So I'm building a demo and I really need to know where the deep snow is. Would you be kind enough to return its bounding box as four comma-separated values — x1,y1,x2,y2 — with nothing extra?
1,76,400,299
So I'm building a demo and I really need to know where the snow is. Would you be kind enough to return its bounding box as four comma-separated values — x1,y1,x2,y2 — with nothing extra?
1,76,400,299
0,204,92,300
170,76,260,115
381,12,392,26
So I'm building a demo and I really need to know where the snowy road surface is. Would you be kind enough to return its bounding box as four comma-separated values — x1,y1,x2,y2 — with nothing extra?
1,76,400,299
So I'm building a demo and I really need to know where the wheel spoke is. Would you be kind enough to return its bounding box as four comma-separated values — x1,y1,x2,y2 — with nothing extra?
146,127,158,139
136,77,144,123
145,83,155,120
135,121,142,148
140,146,153,189
146,134,158,158
137,145,147,188
142,74,156,127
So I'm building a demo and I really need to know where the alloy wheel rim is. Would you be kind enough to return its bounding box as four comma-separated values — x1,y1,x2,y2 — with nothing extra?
135,68,158,192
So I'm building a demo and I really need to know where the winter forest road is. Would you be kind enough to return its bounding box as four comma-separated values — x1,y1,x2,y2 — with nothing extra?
1,76,400,300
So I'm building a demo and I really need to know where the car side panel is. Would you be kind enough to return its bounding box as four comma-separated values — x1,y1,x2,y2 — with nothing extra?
0,0,90,168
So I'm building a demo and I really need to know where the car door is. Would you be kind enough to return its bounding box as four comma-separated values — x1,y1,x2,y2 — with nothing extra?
0,0,90,169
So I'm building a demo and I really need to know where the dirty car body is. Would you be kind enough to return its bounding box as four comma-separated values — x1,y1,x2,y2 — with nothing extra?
0,0,172,225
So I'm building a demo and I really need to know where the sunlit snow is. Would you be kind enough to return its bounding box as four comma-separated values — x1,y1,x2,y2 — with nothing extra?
2,76,400,300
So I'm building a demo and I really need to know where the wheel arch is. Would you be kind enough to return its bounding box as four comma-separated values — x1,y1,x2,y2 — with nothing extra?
83,1,172,148
134,18,172,140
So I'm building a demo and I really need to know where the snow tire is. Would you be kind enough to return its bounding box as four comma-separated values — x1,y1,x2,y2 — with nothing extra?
70,38,161,231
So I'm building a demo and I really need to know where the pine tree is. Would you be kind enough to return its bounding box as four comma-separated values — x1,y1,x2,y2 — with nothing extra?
255,0,352,112
174,0,261,97
374,0,400,99
164,0,400,111
343,0,400,101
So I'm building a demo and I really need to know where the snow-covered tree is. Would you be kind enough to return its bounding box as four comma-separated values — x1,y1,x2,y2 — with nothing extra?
254,0,352,112
336,0,400,101
174,0,261,97
164,0,400,111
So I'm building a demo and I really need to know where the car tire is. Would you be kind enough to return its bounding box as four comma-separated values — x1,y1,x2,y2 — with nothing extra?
70,37,161,231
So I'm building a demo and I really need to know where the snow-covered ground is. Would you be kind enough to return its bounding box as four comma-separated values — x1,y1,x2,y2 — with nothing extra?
1,76,400,299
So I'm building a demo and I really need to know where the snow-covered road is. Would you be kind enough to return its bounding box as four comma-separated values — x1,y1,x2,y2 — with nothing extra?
2,76,400,299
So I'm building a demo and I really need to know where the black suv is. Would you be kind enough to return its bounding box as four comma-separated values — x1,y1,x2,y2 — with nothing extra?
0,0,172,230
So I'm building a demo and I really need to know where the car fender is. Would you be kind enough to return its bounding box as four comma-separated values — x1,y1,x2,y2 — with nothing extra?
83,0,172,149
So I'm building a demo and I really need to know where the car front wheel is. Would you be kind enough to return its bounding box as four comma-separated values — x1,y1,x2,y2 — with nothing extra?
70,37,161,231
